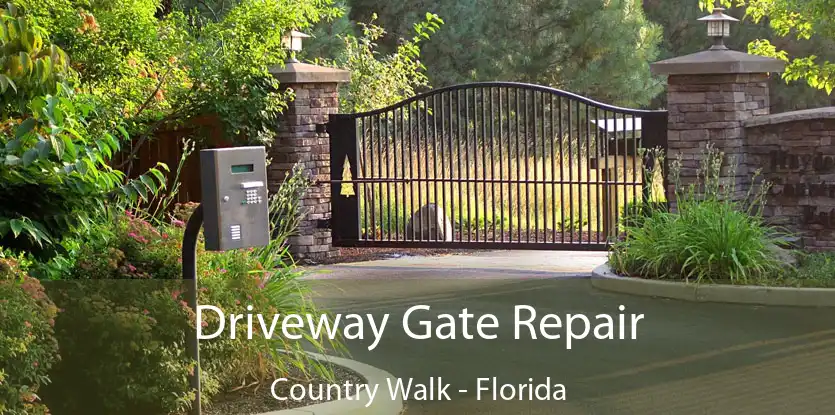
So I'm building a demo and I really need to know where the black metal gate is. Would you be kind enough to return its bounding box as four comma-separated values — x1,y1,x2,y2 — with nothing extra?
328,82,667,250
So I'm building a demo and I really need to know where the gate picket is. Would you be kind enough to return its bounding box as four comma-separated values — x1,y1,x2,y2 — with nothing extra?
328,82,667,250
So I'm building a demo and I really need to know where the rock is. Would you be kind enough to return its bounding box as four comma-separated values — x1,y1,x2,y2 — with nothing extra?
767,243,799,268
405,203,454,241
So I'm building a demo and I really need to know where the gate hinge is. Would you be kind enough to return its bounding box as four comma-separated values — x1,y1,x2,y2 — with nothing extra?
315,123,328,134
316,218,331,229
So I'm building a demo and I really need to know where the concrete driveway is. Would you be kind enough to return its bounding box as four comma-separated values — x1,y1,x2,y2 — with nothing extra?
304,251,835,415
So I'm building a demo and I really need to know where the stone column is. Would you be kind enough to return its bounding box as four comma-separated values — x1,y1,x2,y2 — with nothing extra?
269,62,350,263
650,49,784,206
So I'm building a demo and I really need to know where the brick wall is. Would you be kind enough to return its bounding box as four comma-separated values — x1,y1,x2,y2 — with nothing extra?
268,82,340,261
745,109,835,250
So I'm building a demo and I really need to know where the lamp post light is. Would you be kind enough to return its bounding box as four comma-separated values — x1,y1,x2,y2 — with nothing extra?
698,7,739,50
281,30,311,63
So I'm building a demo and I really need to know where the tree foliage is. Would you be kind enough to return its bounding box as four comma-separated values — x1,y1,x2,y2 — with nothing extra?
317,12,443,113
0,5,167,260
19,0,340,144
704,0,835,94
346,0,663,107
0,0,340,258
0,3,71,112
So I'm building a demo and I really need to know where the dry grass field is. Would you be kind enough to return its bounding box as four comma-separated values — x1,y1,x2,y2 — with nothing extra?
352,145,663,242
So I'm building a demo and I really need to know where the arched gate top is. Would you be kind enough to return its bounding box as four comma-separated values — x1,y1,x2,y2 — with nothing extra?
345,81,666,118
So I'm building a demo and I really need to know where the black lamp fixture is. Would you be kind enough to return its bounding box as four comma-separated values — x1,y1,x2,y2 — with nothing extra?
698,6,739,50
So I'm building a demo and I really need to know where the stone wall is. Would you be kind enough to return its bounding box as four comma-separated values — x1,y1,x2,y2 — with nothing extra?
665,73,770,205
745,108,835,250
268,82,340,261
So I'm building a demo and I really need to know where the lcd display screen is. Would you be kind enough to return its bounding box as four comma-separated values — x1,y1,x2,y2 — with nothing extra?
231,164,254,174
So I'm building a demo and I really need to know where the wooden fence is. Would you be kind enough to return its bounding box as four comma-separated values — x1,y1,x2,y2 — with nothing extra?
114,115,232,204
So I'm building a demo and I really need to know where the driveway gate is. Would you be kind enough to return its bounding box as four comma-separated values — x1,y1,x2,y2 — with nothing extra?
327,82,667,250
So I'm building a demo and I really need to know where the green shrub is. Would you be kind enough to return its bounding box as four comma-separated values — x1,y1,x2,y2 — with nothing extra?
620,200,668,229
319,12,444,113
770,252,835,288
0,6,167,261
42,164,338,413
610,146,786,283
43,278,196,414
0,256,60,415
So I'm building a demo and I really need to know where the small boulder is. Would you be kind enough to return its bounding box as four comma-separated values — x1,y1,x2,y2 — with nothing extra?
405,203,453,241
767,243,799,268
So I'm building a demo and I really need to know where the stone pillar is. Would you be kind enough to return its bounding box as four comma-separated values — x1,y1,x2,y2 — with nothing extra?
269,62,350,263
650,49,784,206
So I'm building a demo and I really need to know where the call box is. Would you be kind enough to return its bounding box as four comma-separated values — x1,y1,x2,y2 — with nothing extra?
200,147,270,251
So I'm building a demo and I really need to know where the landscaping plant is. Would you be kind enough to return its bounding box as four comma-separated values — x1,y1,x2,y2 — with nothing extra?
321,12,444,113
41,163,341,414
0,5,167,262
768,252,835,288
19,0,340,147
0,254,60,415
704,0,835,95
610,145,787,284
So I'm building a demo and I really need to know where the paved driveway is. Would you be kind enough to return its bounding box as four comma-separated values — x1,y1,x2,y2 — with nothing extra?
305,251,835,415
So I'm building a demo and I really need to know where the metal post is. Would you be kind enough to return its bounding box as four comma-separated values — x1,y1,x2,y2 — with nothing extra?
182,204,204,415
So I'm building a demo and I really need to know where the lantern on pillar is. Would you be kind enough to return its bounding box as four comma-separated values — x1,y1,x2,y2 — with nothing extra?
281,30,311,63
698,7,739,50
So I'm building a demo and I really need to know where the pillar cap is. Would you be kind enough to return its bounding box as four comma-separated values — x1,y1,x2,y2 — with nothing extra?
651,49,785,76
269,61,351,84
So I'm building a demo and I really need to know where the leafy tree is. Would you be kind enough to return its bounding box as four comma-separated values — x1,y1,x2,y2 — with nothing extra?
302,0,356,64
0,5,166,260
644,0,835,111
19,0,340,147
345,0,481,86
0,4,71,112
704,0,835,94
315,12,443,113
347,0,663,107
0,0,342,260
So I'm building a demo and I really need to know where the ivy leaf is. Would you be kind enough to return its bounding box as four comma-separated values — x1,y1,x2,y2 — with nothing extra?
131,180,148,200
10,218,25,237
4,154,20,165
60,134,76,160
21,148,38,166
15,117,35,139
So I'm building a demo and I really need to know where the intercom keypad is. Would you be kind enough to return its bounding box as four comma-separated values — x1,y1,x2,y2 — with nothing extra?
200,147,270,251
